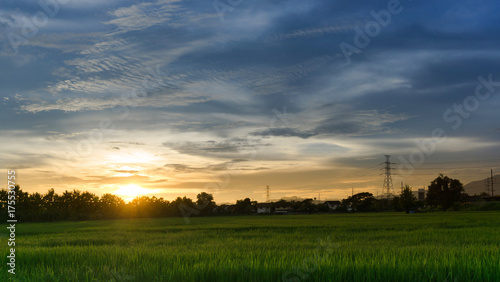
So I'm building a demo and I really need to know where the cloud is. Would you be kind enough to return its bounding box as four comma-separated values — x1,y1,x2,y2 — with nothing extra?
45,131,89,141
2,0,500,202
251,128,316,139
105,0,183,33
269,22,359,41
109,141,146,146
252,106,408,139
163,138,269,158
20,94,209,113
313,110,408,135
164,159,267,173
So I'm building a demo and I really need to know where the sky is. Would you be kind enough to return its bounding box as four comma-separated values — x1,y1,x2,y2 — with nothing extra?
1,0,500,203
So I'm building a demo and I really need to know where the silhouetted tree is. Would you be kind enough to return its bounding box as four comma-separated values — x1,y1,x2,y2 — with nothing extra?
399,185,417,212
300,199,316,214
14,185,30,221
171,196,197,217
99,193,126,219
78,191,98,220
196,192,216,216
426,174,465,210
342,192,376,212
317,202,329,213
43,188,57,221
0,189,7,222
129,196,169,218
235,198,256,215
27,192,44,221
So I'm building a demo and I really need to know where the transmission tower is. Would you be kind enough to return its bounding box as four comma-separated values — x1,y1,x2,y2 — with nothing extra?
266,185,270,202
381,155,395,199
485,170,495,197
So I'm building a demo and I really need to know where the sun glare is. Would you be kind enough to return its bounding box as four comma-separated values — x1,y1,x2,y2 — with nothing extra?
114,184,151,200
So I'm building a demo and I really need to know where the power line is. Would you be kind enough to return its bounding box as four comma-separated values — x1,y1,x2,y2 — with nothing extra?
300,167,381,191
291,164,381,190
287,158,500,200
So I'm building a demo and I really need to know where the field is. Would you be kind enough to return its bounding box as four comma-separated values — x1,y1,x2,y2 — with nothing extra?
1,212,499,281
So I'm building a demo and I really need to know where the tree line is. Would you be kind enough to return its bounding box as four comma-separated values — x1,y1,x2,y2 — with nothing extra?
0,174,468,222
341,174,468,213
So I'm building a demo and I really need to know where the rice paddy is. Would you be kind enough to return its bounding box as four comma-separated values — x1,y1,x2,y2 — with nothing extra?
1,212,499,281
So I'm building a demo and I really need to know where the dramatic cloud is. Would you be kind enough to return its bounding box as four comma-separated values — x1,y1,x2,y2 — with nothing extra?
1,0,500,202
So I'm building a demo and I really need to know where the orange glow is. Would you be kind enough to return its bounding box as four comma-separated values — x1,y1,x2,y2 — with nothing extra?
113,184,151,201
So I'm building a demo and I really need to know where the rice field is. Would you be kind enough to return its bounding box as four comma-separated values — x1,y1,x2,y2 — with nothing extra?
1,212,499,281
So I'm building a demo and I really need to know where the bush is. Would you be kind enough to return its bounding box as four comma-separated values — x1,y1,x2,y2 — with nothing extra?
465,202,500,211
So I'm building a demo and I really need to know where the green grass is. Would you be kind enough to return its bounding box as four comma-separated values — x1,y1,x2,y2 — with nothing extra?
1,212,499,281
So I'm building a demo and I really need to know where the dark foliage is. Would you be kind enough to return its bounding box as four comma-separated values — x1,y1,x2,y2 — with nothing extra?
426,174,466,210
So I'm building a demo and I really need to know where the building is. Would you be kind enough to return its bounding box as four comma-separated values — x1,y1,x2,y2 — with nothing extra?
256,203,273,214
274,201,294,215
324,200,341,211
418,189,426,201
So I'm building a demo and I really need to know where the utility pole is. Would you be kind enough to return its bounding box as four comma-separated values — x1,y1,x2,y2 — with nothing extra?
266,185,270,202
491,169,495,197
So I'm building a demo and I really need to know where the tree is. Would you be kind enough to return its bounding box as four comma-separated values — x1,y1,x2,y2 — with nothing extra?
196,192,216,216
129,196,169,218
0,189,7,222
399,185,417,212
43,188,57,221
342,192,377,212
426,174,466,210
27,192,44,221
77,191,98,220
14,185,30,221
170,196,197,217
99,193,125,219
235,198,256,214
479,192,490,198
301,199,318,214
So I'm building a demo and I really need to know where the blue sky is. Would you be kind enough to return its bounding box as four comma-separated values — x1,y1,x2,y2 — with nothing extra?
1,0,500,202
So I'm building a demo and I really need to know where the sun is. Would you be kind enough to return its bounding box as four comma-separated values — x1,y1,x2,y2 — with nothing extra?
114,184,151,200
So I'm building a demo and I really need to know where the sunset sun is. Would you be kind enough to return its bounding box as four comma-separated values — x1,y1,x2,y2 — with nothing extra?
3,0,500,280
114,184,151,200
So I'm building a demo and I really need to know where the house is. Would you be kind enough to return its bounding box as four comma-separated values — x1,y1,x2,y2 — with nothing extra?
417,189,426,201
274,207,292,214
256,203,273,214
220,204,237,215
274,201,294,215
324,200,341,211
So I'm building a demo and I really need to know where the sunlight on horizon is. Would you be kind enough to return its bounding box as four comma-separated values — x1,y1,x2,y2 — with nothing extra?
113,184,152,202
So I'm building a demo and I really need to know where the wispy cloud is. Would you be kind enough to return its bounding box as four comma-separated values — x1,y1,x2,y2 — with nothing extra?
2,0,500,202
105,0,184,33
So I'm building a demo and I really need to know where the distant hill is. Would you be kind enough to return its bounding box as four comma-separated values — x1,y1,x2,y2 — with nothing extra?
464,174,500,196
